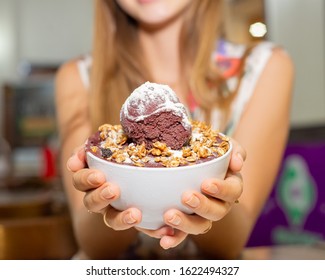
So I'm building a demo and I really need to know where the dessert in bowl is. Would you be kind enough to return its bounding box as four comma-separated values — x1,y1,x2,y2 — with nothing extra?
85,82,232,230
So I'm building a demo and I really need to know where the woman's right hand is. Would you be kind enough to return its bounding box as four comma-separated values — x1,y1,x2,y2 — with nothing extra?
66,145,143,230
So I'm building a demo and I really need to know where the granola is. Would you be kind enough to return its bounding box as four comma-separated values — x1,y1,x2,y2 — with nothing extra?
86,120,230,168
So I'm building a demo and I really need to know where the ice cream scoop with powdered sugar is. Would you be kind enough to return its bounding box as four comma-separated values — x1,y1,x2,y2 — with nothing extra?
120,81,192,150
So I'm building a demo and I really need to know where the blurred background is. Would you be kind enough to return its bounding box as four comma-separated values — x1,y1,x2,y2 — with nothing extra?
0,0,324,259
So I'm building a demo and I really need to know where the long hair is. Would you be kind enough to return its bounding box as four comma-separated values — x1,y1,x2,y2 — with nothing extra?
90,0,243,130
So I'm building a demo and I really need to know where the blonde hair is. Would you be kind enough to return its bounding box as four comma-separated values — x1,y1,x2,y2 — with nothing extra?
90,0,247,130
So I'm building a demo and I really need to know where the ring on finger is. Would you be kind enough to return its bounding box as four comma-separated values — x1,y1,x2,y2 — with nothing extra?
103,209,112,228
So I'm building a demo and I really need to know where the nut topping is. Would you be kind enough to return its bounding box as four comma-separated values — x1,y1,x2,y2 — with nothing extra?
89,121,230,168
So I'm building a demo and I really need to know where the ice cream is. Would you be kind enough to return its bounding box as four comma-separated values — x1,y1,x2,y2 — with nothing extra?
120,82,192,150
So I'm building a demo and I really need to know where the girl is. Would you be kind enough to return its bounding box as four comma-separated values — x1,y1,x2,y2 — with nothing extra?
55,0,294,259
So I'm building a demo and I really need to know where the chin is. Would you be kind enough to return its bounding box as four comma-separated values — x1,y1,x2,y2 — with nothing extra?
117,0,191,27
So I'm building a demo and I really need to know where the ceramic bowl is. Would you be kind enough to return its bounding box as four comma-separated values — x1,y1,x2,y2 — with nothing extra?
86,141,232,230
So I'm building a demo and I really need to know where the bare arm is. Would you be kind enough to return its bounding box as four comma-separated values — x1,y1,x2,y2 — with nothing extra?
55,61,138,259
191,48,294,258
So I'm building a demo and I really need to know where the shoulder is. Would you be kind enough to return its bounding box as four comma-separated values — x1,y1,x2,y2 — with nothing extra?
55,57,91,111
55,58,90,133
248,41,294,85
265,46,294,78
246,43,294,121
56,59,84,94
249,41,293,69
255,43,294,94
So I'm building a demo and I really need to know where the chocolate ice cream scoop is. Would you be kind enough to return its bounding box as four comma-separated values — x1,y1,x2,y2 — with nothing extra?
120,82,192,150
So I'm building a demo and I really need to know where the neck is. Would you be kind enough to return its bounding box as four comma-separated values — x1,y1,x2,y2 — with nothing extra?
138,17,183,87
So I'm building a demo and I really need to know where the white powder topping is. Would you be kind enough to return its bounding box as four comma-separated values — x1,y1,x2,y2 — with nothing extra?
191,129,203,142
120,82,191,130
123,156,132,164
169,149,184,158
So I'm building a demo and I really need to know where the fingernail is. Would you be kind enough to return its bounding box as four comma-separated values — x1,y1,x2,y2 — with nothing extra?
168,214,181,226
66,158,73,172
236,152,244,165
77,148,84,161
100,187,115,199
185,195,200,208
124,212,136,224
204,183,219,194
88,173,100,185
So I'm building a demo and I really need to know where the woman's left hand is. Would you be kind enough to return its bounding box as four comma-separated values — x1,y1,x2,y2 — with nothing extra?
137,138,246,249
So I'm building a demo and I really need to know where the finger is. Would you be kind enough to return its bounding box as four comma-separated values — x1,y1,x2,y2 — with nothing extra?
72,169,106,192
181,191,231,221
104,206,142,230
67,146,87,172
164,209,212,235
160,230,188,250
83,182,119,213
229,138,246,173
201,172,243,203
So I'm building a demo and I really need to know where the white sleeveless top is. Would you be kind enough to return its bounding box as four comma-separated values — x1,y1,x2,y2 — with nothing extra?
76,40,276,259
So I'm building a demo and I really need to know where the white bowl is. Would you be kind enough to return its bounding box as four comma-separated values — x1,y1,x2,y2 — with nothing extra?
86,141,232,230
